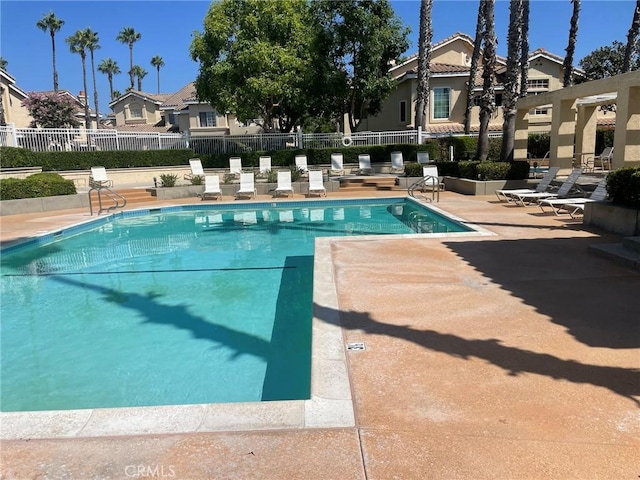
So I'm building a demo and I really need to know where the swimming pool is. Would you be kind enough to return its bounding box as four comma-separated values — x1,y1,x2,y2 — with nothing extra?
1,198,473,413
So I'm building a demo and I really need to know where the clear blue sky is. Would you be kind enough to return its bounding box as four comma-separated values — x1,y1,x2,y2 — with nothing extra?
0,0,635,109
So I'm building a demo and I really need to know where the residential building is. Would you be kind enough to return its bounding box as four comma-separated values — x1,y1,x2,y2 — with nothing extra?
0,69,30,127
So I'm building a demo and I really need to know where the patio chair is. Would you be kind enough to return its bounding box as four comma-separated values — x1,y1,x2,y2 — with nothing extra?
185,158,204,180
201,175,222,201
330,153,345,176
89,166,113,188
421,166,444,192
274,170,294,198
357,154,373,175
509,168,583,206
308,170,327,197
295,155,309,175
593,147,613,171
538,176,608,215
236,172,256,199
495,166,560,202
259,156,272,174
390,151,404,173
417,151,431,164
229,157,242,175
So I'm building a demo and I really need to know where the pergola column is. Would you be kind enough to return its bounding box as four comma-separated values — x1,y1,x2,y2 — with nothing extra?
514,108,529,160
613,85,640,167
549,98,577,171
575,105,598,165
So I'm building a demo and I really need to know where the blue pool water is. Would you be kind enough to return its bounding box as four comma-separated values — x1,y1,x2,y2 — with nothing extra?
0,199,470,412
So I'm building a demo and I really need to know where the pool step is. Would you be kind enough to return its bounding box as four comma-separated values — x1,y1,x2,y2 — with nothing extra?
588,236,640,271
89,188,156,209
339,177,402,192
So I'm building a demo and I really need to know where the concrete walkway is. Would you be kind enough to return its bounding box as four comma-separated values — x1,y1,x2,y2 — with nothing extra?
1,191,638,479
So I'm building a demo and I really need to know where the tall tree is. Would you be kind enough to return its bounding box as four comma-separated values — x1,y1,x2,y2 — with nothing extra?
519,0,530,97
84,28,101,128
500,0,524,162
414,0,433,130
98,57,121,100
132,65,147,91
464,1,485,134
623,0,640,72
0,57,8,70
66,30,91,129
36,11,65,92
22,92,80,128
476,0,496,161
563,0,581,86
579,40,639,79
116,27,142,90
150,55,165,94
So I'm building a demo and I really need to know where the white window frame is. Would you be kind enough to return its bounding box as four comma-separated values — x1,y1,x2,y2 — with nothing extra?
432,87,451,120
199,111,217,127
128,102,143,119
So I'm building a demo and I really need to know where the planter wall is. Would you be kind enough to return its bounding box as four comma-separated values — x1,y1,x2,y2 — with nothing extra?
0,194,88,216
584,202,640,236
396,176,531,195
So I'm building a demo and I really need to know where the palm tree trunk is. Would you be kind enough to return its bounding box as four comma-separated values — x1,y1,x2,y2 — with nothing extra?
464,0,485,135
623,0,640,72
108,74,114,100
519,0,530,97
90,50,100,129
500,0,524,162
157,67,161,94
476,0,496,162
129,44,134,89
81,55,90,130
563,0,581,87
414,0,433,131
51,32,59,92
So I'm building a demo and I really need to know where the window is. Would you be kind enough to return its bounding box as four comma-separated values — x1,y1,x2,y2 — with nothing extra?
529,107,549,115
399,101,407,123
433,88,450,119
199,111,216,127
495,93,503,107
167,113,175,125
128,102,143,119
526,79,549,91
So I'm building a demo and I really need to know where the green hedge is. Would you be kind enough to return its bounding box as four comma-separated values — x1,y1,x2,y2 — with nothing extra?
403,160,529,180
606,166,640,208
0,172,77,200
0,146,39,167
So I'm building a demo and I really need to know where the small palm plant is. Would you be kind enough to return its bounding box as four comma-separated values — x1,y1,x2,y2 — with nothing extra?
159,173,179,187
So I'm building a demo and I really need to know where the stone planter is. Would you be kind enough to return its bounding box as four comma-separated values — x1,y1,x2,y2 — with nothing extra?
395,176,531,195
0,194,89,216
584,202,640,236
150,185,205,200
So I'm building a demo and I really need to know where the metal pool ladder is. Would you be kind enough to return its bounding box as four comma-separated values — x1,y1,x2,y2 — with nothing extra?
88,182,127,215
408,176,440,203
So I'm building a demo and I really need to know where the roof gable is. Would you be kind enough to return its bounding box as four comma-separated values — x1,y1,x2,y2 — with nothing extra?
109,90,170,108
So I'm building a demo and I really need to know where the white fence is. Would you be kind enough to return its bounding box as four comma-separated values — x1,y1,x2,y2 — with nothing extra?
1,124,501,155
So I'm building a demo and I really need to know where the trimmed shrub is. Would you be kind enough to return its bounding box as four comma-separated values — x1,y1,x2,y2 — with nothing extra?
0,172,77,200
0,146,40,167
606,166,640,208
404,163,422,177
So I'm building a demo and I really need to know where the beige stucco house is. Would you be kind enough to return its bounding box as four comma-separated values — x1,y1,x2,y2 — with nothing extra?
357,32,614,135
0,69,31,127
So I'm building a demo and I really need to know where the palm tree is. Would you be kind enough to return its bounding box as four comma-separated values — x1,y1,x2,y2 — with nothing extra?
563,0,581,86
414,0,433,130
0,57,7,70
112,89,122,99
500,0,524,162
83,28,101,128
98,58,121,100
116,27,142,89
132,65,147,91
66,29,91,129
476,0,496,161
623,0,640,72
150,55,165,94
464,0,486,135
36,11,65,92
519,0,530,97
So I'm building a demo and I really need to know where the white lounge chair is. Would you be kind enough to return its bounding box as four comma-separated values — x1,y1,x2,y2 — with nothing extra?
417,151,431,164
421,166,444,191
538,176,608,215
89,166,113,188
509,168,583,206
259,156,272,173
495,166,560,202
229,157,242,175
295,155,309,174
308,170,327,197
185,158,204,180
274,170,293,197
330,153,344,176
201,175,222,201
357,154,373,175
390,151,404,173
236,172,256,199
593,147,613,172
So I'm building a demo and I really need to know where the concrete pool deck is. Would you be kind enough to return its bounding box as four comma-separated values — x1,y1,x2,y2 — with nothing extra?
1,190,638,479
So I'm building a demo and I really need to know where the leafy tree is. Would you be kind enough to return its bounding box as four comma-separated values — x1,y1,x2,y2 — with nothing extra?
66,29,91,129
84,29,101,128
464,1,485,134
476,0,496,161
579,40,639,79
116,27,142,90
312,0,410,132
623,0,640,72
98,57,121,100
22,92,80,128
150,55,165,94
36,11,64,92
131,65,147,91
191,0,317,132
562,0,581,86
0,57,7,70
415,0,433,129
